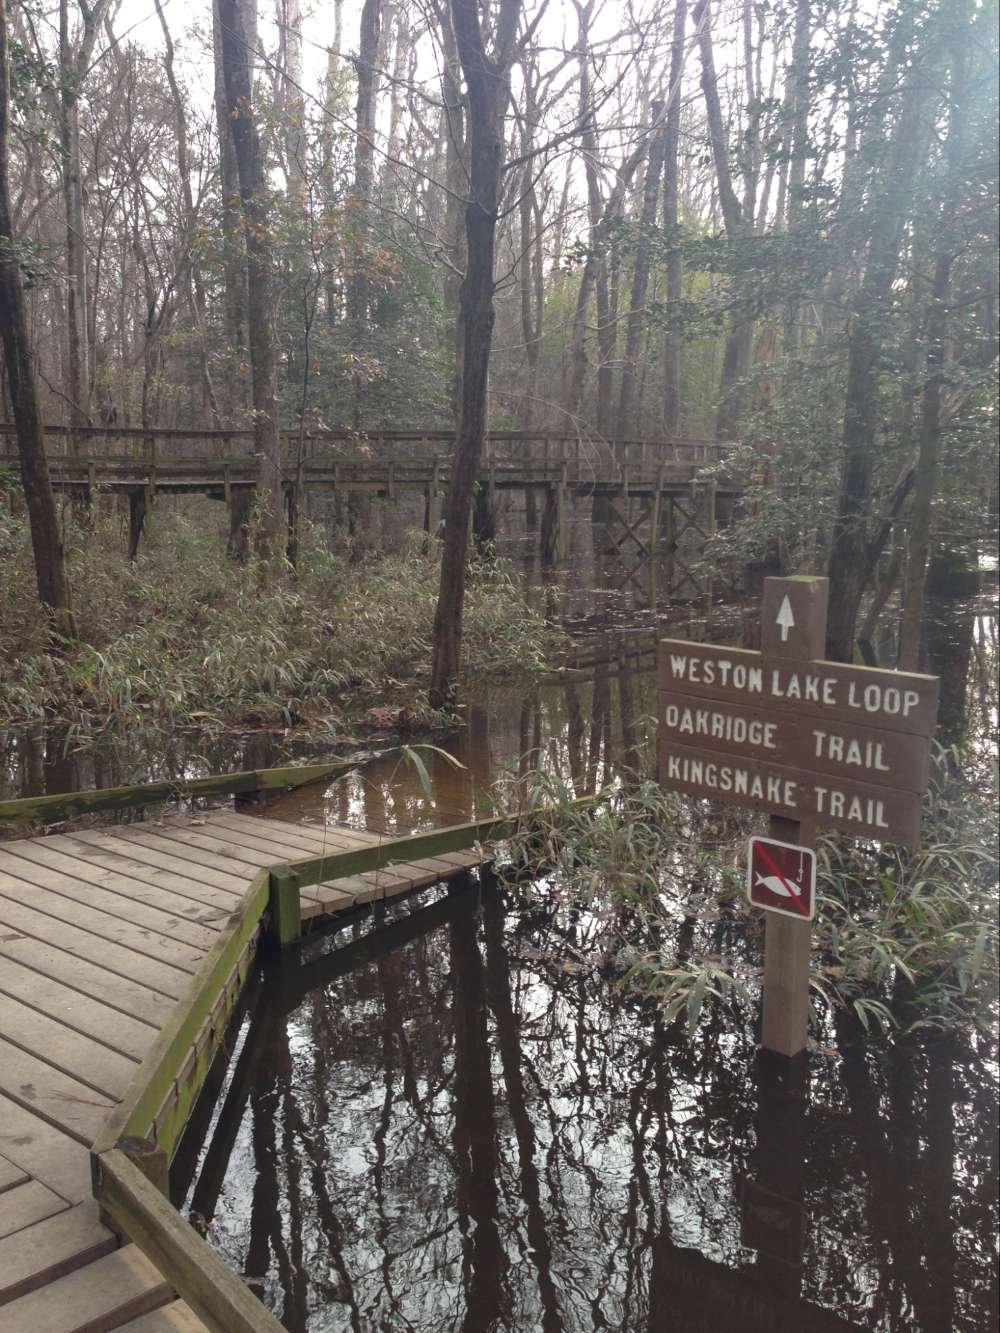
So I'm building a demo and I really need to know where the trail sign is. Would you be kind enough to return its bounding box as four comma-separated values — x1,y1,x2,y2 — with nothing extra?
658,588,939,845
748,836,816,920
658,575,940,1058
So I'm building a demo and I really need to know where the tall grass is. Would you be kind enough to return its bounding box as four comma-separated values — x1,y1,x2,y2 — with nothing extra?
497,749,998,1041
0,500,560,733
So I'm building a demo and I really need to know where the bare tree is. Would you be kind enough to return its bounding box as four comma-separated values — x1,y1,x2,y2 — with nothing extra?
662,0,687,435
218,0,284,559
0,0,76,640
429,0,524,709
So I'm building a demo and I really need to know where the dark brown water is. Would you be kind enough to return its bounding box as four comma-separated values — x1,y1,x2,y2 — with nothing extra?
177,879,998,1333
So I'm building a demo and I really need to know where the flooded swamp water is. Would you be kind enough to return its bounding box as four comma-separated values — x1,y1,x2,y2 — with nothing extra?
1,513,998,1331
172,879,998,1333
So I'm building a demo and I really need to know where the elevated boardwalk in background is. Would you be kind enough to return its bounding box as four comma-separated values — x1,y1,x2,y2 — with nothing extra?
0,809,484,1331
0,424,740,499
0,423,740,599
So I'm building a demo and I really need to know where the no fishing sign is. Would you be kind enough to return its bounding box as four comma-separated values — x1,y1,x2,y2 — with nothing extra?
747,835,816,920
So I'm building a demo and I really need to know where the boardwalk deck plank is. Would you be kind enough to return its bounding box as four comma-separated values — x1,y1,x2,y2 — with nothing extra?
0,955,156,1061
0,1036,115,1144
0,1201,115,1306
158,817,333,866
37,834,243,916
0,1156,28,1195
116,1301,212,1331
160,817,382,896
304,886,356,915
64,829,250,894
121,822,289,872
96,824,329,908
0,992,137,1100
0,1243,173,1333
0,1096,94,1204
0,897,192,999
0,876,205,973
0,933,170,1027
0,1181,68,1241
0,843,221,948
207,811,382,856
0,803,492,1328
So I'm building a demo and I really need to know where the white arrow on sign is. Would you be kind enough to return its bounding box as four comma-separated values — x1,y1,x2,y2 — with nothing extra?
776,595,795,642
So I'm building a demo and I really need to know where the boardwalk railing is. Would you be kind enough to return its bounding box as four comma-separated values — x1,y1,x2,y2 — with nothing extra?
0,422,734,474
86,789,592,1333
0,761,354,828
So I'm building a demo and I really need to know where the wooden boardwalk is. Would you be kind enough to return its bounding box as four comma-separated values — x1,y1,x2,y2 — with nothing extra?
0,810,482,1331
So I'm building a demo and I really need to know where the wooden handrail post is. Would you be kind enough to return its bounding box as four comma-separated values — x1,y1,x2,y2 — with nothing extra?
119,1135,169,1197
267,865,301,948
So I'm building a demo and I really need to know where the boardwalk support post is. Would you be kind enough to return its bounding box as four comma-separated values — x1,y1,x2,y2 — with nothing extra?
540,483,558,564
704,476,717,620
267,865,301,948
556,461,568,561
647,475,662,608
127,490,146,561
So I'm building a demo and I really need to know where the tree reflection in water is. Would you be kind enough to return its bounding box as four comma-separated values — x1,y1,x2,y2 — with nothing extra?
183,882,998,1333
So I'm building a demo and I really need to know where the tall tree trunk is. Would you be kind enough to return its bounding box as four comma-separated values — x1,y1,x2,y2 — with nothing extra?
429,0,522,710
898,2,971,671
154,0,220,426
218,0,284,558
213,0,249,415
692,0,752,438
434,0,466,419
825,15,938,661
349,0,382,336
321,0,344,328
279,0,306,198
662,0,687,436
0,0,76,641
782,0,811,354
616,99,667,442
59,0,86,428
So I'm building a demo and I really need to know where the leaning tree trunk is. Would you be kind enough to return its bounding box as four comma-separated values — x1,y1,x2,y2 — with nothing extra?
218,0,284,561
0,0,76,642
428,0,521,710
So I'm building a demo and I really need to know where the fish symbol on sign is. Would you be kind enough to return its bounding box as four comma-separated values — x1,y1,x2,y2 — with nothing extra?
754,873,798,898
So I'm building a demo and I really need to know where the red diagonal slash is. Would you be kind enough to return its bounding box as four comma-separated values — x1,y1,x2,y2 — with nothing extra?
754,839,811,919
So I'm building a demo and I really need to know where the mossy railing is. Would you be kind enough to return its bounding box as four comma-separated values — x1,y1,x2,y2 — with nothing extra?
0,761,353,828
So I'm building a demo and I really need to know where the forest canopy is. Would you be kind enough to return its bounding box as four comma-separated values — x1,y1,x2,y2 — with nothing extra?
0,0,997,695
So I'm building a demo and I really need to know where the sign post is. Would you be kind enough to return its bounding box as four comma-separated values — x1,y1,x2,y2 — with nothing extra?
658,575,939,1058
758,577,825,1057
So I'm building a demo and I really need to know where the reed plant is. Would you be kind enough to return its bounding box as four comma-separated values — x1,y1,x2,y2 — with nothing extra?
0,500,560,733
498,749,998,1041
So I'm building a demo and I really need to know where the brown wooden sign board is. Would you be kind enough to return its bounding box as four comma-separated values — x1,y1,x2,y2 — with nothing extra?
659,693,931,793
658,636,938,846
659,737,922,845
659,640,939,737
